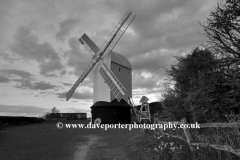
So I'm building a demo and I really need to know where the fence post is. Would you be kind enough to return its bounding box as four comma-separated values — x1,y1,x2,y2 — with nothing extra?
156,112,165,135
159,121,164,135
181,118,195,152
154,113,156,138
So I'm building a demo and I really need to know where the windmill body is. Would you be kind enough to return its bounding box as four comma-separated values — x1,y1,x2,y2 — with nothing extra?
93,51,132,103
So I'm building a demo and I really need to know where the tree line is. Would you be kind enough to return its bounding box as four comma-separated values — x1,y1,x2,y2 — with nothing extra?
160,0,240,123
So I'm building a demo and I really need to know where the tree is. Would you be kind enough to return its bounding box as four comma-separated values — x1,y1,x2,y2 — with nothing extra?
168,48,217,94
165,48,221,122
202,0,240,67
201,0,240,115
51,107,59,114
163,46,239,122
43,112,51,120
50,107,59,118
160,86,189,121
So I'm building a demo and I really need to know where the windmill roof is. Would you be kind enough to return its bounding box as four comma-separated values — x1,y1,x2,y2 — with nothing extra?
110,51,132,69
91,99,131,108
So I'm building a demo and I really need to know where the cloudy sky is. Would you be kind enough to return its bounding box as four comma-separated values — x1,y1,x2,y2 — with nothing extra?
0,0,220,117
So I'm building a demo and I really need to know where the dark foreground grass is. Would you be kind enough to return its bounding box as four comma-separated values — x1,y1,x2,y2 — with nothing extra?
0,120,142,160
131,130,240,160
0,120,90,160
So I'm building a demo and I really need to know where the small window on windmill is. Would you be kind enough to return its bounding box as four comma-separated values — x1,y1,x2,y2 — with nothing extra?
119,67,121,72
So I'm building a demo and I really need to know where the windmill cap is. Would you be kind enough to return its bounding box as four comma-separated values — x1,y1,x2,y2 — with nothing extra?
140,96,149,103
110,51,132,69
91,99,131,108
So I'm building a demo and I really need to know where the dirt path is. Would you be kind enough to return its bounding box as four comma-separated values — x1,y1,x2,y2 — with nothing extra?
73,135,99,160
74,129,143,160
85,137,128,160
74,134,129,160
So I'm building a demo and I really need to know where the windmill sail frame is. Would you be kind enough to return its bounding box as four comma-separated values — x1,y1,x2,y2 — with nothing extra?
66,11,135,102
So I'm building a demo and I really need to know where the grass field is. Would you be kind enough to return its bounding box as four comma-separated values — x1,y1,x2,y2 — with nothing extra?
0,120,144,160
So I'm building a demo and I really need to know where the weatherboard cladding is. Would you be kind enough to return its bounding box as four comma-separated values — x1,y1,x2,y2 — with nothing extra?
93,51,132,103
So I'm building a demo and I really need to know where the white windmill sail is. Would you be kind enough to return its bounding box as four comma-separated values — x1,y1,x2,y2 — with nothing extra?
98,11,136,58
79,33,100,56
66,11,135,102
66,59,98,101
99,62,127,102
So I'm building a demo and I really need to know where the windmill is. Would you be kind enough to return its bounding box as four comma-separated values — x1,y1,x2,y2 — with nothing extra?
66,11,136,124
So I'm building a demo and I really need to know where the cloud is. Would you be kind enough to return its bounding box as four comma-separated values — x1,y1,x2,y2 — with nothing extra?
11,26,58,61
60,70,67,77
0,53,19,62
65,37,94,86
130,49,178,73
10,25,65,76
63,83,72,86
57,89,93,100
103,0,217,75
66,108,77,110
0,74,10,83
104,0,209,41
66,37,92,74
39,60,66,77
32,81,56,90
0,69,32,80
132,72,163,90
66,108,90,113
0,104,47,114
145,88,165,95
0,68,59,91
0,69,57,90
56,18,80,42
17,80,56,90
